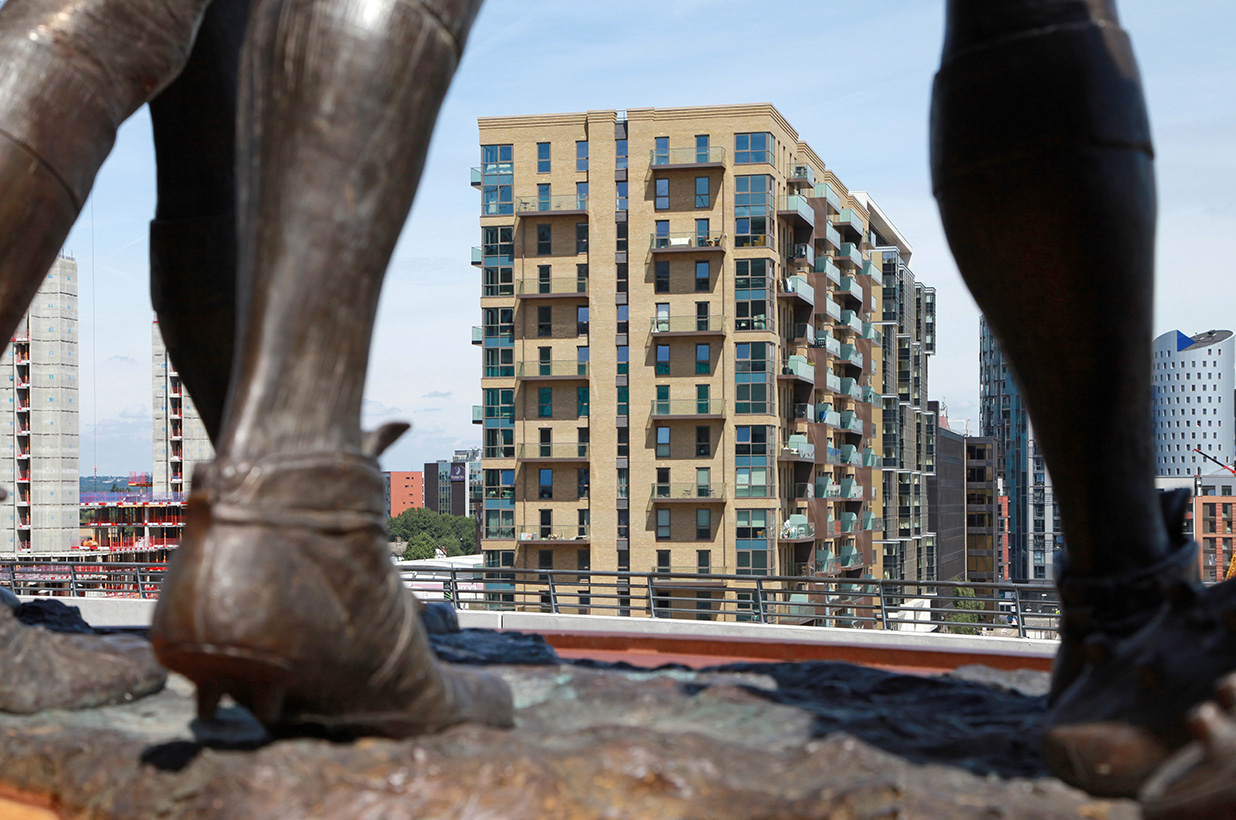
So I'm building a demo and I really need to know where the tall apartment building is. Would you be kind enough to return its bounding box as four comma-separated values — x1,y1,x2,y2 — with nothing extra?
877,246,937,580
423,448,482,520
0,255,80,554
471,104,935,590
979,318,1060,582
384,470,424,518
928,403,965,583
1152,329,1234,477
152,321,213,495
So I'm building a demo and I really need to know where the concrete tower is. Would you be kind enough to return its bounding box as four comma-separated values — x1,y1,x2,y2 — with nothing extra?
1153,329,1235,477
152,321,214,495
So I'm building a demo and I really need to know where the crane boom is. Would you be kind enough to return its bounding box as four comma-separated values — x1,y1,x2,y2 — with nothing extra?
1191,448,1236,476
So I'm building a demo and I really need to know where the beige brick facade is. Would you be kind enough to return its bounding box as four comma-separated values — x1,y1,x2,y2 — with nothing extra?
472,104,936,605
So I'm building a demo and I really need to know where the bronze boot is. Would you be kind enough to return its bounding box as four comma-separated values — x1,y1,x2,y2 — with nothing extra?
150,431,514,737
0,604,166,713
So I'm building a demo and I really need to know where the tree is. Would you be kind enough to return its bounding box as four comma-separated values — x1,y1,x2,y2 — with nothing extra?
945,587,983,635
402,532,438,561
389,508,478,557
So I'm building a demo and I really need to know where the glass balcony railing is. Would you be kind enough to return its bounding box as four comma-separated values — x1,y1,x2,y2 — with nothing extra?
816,476,838,498
516,361,590,378
781,274,814,304
471,325,483,344
823,222,842,251
471,405,483,423
781,355,814,383
650,231,725,250
781,519,815,540
515,194,588,214
651,315,726,334
840,344,863,368
819,182,843,213
861,448,882,468
650,399,724,416
839,411,863,434
825,372,843,393
789,482,815,500
516,277,589,296
792,323,815,345
814,254,842,285
651,482,727,500
649,146,727,167
471,246,483,265
790,243,815,267
516,443,590,459
825,446,844,466
516,526,590,542
839,310,863,334
840,444,861,466
838,479,863,500
787,163,816,186
839,276,863,302
860,260,881,278
823,296,842,322
818,404,841,426
861,321,883,344
838,242,863,267
777,195,815,227
861,385,880,404
840,377,863,400
781,440,815,460
839,513,859,534
862,511,878,531
735,483,774,498
833,208,864,235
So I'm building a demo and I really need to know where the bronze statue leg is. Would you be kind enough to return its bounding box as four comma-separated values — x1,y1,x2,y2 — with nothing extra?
148,0,251,441
150,0,514,736
934,0,1235,799
0,0,209,711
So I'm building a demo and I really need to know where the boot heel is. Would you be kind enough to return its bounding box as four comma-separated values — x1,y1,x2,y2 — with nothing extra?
162,643,293,723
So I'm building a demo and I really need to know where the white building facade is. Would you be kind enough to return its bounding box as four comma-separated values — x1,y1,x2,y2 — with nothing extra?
1153,329,1234,477
152,321,214,495
0,255,80,554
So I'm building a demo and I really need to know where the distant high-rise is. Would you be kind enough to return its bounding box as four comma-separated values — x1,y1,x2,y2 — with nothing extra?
0,255,80,554
979,318,1059,582
152,321,213,495
1152,329,1234,477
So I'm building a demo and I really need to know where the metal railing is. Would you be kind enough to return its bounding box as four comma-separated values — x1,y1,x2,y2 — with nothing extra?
0,559,1065,639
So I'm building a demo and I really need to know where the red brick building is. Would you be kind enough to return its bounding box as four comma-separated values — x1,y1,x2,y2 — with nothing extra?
385,471,424,518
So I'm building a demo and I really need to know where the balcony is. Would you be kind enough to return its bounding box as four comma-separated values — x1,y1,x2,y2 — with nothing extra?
650,231,725,253
777,195,815,230
516,443,590,461
515,194,588,217
813,332,841,357
839,512,859,534
837,242,863,268
839,344,864,368
839,411,863,435
470,166,483,187
861,448,882,468
822,296,842,323
790,242,815,268
861,385,881,404
840,444,861,466
815,182,843,213
832,208,864,238
472,405,483,424
779,355,814,385
825,372,843,394
817,404,841,427
814,254,842,285
838,310,863,334
516,277,589,298
791,323,815,345
650,399,725,419
838,478,863,500
838,276,863,303
649,145,726,170
786,163,816,188
516,361,590,380
650,315,726,336
840,377,863,400
860,260,881,278
822,222,842,252
779,436,815,462
516,526,591,544
862,511,879,531
650,482,727,502
471,246,482,266
815,476,838,498
861,322,883,344
779,275,814,308
779,515,815,542
471,325,482,345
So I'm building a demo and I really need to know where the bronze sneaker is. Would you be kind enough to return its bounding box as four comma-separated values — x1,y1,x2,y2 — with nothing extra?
150,446,513,737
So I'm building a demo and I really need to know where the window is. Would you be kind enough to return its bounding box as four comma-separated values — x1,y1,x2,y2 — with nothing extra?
616,221,628,252
617,425,629,456
617,345,629,375
696,384,710,413
736,342,769,413
618,512,630,542
735,175,771,246
539,468,554,499
537,223,552,255
577,305,589,336
577,467,590,499
735,258,769,330
655,384,669,415
577,386,589,417
656,426,670,458
695,301,710,330
695,176,709,208
484,468,514,500
483,347,513,377
736,509,770,575
576,140,588,172
695,218,710,244
617,180,628,211
537,142,550,173
616,304,629,334
656,510,671,541
482,307,513,343
696,509,711,540
575,222,588,254
483,388,514,420
695,261,710,292
696,344,710,374
656,344,670,375
576,345,589,375
617,468,629,498
576,181,588,210
537,264,551,291
736,426,769,456
537,183,550,211
617,386,629,416
615,138,628,170
695,135,710,163
654,136,669,165
484,427,513,458
655,178,670,210
696,426,711,457
480,144,513,215
655,261,670,293
482,226,514,296
735,132,771,164
539,427,552,457
538,386,553,418
537,305,552,337
696,467,711,496
654,220,669,248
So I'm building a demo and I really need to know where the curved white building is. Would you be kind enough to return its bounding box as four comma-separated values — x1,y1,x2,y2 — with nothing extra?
1153,329,1234,477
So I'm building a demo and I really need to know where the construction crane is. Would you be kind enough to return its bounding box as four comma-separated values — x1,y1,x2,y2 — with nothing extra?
1190,449,1236,581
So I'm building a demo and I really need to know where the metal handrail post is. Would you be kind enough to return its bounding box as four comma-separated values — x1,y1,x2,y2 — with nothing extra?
447,569,459,609
137,570,147,600
754,577,768,623
1014,586,1027,639
878,584,889,630
547,573,560,614
646,574,657,617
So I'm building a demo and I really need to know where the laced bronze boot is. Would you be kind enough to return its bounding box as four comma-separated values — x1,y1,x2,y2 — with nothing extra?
150,427,514,737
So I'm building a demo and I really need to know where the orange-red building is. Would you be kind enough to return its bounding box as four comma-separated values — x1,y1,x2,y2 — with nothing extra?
386,471,424,518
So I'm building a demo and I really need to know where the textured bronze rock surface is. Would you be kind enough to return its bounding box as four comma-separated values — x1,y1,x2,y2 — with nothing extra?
0,634,1136,820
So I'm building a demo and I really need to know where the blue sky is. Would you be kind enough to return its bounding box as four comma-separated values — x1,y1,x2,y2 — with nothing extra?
45,0,1236,473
